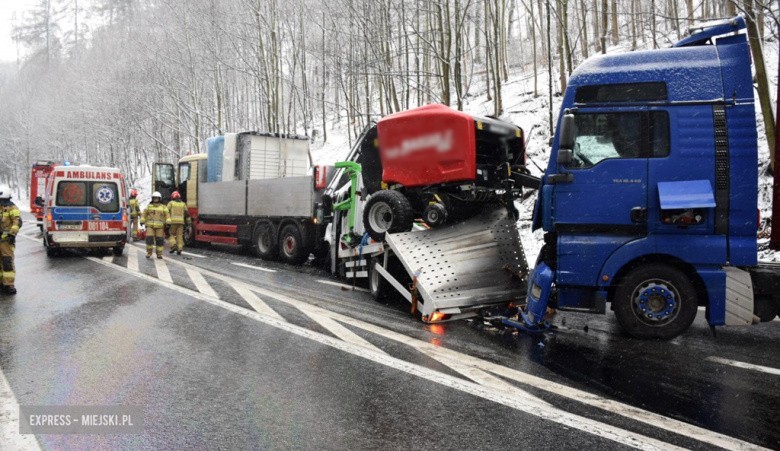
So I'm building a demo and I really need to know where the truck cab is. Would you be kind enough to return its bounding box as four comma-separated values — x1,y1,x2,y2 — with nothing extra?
153,153,207,242
527,17,760,338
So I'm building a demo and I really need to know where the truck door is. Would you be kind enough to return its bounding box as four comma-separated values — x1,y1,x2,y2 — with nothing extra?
177,162,191,203
552,109,649,230
152,163,176,204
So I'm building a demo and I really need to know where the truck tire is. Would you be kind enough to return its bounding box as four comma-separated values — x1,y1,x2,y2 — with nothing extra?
754,296,778,322
613,264,698,339
184,224,195,246
369,258,391,301
363,190,413,242
253,221,278,260
113,245,124,256
278,223,308,265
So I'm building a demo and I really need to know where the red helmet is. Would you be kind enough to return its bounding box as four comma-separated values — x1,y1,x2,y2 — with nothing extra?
130,189,138,197
171,191,181,200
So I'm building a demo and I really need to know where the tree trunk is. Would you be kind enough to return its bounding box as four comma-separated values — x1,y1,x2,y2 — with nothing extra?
610,0,618,45
601,0,608,54
744,1,776,165
579,0,588,59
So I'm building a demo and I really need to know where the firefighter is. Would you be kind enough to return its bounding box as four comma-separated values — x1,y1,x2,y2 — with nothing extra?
141,191,170,259
0,185,20,294
166,191,191,255
128,189,141,241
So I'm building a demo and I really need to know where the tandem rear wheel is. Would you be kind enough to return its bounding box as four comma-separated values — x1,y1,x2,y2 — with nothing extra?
253,221,278,260
278,223,309,265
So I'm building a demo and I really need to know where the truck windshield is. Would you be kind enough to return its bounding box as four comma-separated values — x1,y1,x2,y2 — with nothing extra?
56,181,120,213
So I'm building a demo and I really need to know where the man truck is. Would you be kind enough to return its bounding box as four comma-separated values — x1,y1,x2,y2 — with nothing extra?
519,16,780,338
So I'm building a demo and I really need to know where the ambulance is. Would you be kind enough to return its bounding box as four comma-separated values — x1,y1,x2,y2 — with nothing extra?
42,166,129,257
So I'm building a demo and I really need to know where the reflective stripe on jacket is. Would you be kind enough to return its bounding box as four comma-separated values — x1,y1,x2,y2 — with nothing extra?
166,200,191,225
142,203,170,228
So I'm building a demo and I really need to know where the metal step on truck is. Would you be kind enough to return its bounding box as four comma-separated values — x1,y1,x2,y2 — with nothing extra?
511,16,780,339
153,104,539,324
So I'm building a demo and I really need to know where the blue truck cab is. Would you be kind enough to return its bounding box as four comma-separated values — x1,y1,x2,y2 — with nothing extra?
525,17,777,338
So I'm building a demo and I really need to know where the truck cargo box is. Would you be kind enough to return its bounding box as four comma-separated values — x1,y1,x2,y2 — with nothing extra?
236,133,309,180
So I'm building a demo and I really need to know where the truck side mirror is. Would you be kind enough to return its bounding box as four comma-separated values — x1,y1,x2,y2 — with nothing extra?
557,148,573,165
558,114,576,150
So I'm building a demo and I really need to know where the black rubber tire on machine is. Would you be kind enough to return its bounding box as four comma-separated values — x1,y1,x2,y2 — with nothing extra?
423,203,448,228
253,221,278,260
613,264,699,339
363,190,414,242
113,245,124,256
278,223,309,265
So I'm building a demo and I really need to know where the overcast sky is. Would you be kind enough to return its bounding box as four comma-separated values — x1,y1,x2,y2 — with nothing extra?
0,0,37,62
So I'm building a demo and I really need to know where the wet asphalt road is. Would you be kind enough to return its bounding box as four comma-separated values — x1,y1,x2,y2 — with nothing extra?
1,216,779,450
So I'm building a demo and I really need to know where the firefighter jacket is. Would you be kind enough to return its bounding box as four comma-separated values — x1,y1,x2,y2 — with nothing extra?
129,197,141,218
142,202,170,229
0,201,20,239
166,200,191,225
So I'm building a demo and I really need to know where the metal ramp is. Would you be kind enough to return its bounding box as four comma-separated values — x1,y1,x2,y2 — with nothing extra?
384,204,529,320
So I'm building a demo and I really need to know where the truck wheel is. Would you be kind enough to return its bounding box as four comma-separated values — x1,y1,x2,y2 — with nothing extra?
613,264,698,339
253,221,278,260
754,296,778,322
113,245,124,256
278,224,308,265
363,190,413,242
184,224,195,246
369,258,390,301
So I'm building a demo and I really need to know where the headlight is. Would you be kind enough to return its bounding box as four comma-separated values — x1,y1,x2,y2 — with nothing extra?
530,282,542,299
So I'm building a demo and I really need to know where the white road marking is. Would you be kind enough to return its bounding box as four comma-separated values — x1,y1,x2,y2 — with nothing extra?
186,267,219,299
0,365,42,451
706,356,780,376
155,253,770,451
316,279,371,293
127,247,139,273
84,256,686,450
421,349,549,405
230,262,276,273
297,305,387,354
102,255,114,262
154,258,173,284
231,284,285,321
321,312,770,451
